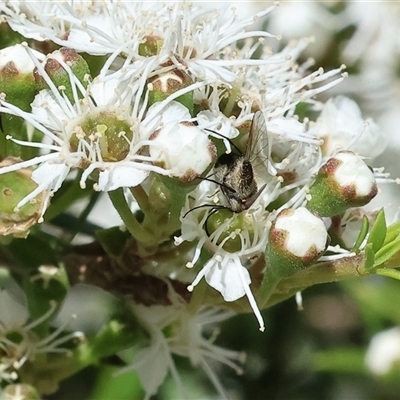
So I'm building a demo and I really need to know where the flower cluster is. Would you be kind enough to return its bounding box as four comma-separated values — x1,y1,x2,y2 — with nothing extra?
0,1,397,398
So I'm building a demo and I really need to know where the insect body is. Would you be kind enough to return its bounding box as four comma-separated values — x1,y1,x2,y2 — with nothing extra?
183,110,267,220
216,110,267,212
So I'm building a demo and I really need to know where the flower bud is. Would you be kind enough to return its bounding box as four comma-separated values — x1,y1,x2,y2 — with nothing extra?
34,47,91,102
138,35,163,56
148,59,194,113
0,157,46,237
150,121,217,182
260,207,329,304
306,151,377,217
0,44,44,110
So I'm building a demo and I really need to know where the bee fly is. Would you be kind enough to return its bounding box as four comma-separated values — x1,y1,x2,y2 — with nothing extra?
216,110,267,212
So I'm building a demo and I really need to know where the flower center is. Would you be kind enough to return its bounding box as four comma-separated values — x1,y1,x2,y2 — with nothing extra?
69,109,133,163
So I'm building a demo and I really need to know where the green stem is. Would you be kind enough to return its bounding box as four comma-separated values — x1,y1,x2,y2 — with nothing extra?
130,185,150,214
108,188,155,244
263,254,366,308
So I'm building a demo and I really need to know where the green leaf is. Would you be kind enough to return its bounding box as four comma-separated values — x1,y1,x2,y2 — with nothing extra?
367,209,386,253
374,238,400,267
352,215,369,253
376,268,400,281
89,367,144,400
384,220,400,245
2,234,58,270
96,227,131,259
364,243,375,270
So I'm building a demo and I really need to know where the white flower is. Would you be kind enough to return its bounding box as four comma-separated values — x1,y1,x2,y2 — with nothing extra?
120,289,244,400
312,96,387,159
2,2,279,84
365,327,400,375
177,182,271,331
0,46,206,219
0,289,83,384
267,2,340,58
0,43,44,74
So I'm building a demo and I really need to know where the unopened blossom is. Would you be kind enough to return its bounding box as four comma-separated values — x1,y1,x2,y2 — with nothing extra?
268,207,329,263
0,157,46,235
0,44,44,114
307,151,378,217
149,103,217,182
0,43,44,76
260,207,329,305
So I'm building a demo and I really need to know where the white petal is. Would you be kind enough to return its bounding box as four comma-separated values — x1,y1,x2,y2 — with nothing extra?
133,342,170,396
97,165,149,191
31,89,70,130
205,258,250,302
0,290,29,328
157,101,191,125
31,161,70,193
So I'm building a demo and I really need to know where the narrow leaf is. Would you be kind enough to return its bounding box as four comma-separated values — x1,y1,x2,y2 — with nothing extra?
364,243,375,270
376,268,400,281
352,215,369,253
374,238,400,267
367,209,386,253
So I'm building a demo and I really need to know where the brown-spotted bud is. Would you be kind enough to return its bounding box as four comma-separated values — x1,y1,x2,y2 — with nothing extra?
306,151,378,217
148,58,194,113
34,47,91,102
260,207,329,305
0,44,44,110
0,157,46,237
149,120,217,183
138,35,163,56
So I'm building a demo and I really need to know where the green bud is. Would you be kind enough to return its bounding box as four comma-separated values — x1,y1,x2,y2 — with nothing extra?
138,35,163,56
0,44,41,110
0,157,46,237
148,58,194,113
260,207,329,306
306,151,378,217
34,47,91,102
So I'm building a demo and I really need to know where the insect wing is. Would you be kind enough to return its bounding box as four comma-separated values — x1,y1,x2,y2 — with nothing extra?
245,110,268,161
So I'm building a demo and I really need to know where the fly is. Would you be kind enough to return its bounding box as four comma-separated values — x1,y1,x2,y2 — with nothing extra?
216,110,267,212
183,110,267,220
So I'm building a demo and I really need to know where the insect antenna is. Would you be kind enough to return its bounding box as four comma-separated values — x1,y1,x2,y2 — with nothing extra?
205,128,244,156
183,203,230,237
182,203,219,218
